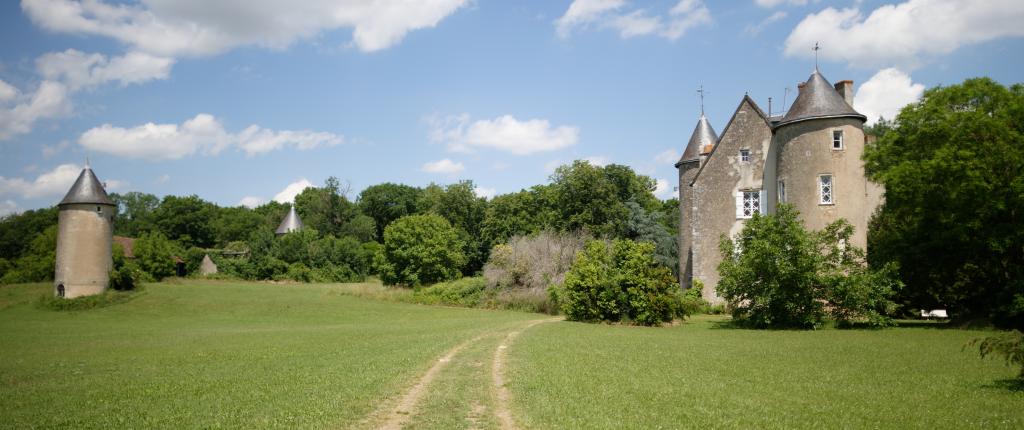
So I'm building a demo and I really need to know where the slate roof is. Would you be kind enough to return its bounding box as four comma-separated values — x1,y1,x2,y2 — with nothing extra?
676,114,719,167
59,167,115,206
275,206,304,234
776,69,865,128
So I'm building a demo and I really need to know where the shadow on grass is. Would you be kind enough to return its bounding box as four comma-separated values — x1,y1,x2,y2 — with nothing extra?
982,378,1024,392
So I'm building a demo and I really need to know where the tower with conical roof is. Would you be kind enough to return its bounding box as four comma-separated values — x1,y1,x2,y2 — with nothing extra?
675,112,718,289
53,166,116,298
275,206,304,235
763,67,880,250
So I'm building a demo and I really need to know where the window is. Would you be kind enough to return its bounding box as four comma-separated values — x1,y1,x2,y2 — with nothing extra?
819,175,834,205
778,181,786,203
739,149,750,163
832,130,844,150
739,190,761,218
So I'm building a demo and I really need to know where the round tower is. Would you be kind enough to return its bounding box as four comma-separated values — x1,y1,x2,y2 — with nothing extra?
675,113,718,290
765,69,874,249
54,166,116,298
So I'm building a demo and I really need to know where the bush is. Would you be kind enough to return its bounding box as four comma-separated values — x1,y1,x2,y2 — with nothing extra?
679,282,709,316
133,231,182,281
559,239,684,326
717,205,901,329
483,230,587,291
377,214,466,287
415,277,489,307
970,330,1024,378
108,243,140,291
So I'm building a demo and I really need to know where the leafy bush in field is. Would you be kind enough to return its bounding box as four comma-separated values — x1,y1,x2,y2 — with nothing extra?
378,214,465,287
717,204,901,329
133,231,183,281
558,239,684,326
971,330,1024,378
679,281,709,316
416,277,489,307
483,230,587,291
108,243,140,291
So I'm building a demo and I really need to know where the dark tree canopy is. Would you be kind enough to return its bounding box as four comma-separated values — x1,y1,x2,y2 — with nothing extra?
357,182,422,241
153,195,218,248
864,78,1024,328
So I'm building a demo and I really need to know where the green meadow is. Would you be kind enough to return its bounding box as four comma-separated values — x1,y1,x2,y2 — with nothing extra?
1,280,1022,429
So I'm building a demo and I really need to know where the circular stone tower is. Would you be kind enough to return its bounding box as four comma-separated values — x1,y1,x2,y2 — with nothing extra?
53,166,116,298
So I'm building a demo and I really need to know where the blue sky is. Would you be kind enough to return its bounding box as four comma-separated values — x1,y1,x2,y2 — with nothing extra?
2,0,1023,214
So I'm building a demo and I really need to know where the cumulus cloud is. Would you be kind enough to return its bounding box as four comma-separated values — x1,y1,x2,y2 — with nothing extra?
36,49,174,91
273,179,313,203
421,158,465,175
22,0,469,56
77,113,342,160
431,114,579,155
0,163,122,200
855,68,925,125
0,200,18,217
555,0,711,40
0,80,72,140
783,0,1024,68
238,196,265,208
0,79,17,102
654,178,673,199
473,186,497,200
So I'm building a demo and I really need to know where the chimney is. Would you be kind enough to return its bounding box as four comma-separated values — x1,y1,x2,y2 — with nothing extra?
797,82,806,94
834,80,854,106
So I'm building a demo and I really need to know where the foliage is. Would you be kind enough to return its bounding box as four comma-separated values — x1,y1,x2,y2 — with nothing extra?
295,177,359,238
419,180,489,275
679,280,710,316
559,239,683,326
0,206,57,261
622,201,678,275
153,195,218,248
864,78,1024,329
0,225,57,284
133,231,182,281
483,230,587,291
110,192,159,237
970,330,1024,378
718,205,900,328
415,277,490,307
377,214,466,287
35,287,139,311
358,182,422,241
480,188,548,247
108,243,139,291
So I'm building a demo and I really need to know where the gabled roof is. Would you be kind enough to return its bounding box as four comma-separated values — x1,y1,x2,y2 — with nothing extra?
676,114,719,167
275,206,304,234
59,167,114,206
776,69,865,128
689,95,771,186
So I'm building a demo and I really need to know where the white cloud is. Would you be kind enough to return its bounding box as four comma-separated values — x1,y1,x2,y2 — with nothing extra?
36,49,174,91
433,114,580,155
654,178,673,199
0,80,72,140
41,140,71,158
555,0,711,40
22,0,470,56
0,79,18,102
273,179,313,203
654,149,680,164
855,68,925,125
421,158,465,175
77,113,342,160
239,196,265,208
0,200,18,217
755,0,809,7
473,186,497,200
783,0,1024,68
0,163,97,200
745,11,787,35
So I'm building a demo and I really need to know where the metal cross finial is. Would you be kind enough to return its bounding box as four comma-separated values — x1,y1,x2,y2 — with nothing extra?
85,155,90,168
813,42,820,70
697,85,705,115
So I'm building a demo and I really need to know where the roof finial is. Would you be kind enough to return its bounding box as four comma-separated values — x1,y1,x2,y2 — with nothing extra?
813,42,820,71
85,155,91,169
697,85,705,115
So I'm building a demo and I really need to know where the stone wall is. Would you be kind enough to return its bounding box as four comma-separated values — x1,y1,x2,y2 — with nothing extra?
54,204,113,298
677,161,699,289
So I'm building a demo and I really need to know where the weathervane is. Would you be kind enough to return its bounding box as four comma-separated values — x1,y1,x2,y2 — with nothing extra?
697,85,705,115
813,42,820,70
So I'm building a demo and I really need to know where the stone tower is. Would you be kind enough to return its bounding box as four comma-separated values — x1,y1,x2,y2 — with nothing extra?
54,166,116,298
675,113,718,289
275,206,304,235
763,69,881,250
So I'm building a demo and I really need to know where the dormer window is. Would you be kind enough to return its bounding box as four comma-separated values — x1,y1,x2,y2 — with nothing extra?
739,149,750,163
832,130,844,150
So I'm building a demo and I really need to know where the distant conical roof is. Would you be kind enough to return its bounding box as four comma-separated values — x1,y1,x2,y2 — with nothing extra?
275,206,304,234
777,69,865,128
58,167,114,206
677,114,718,166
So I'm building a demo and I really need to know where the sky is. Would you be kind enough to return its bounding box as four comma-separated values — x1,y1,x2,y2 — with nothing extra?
1,0,1023,215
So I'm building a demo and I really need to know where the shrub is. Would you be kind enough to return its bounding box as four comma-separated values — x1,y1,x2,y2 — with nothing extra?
378,214,466,287
416,277,489,307
108,243,140,291
970,330,1024,378
717,205,901,329
559,239,684,326
483,230,587,291
133,231,182,281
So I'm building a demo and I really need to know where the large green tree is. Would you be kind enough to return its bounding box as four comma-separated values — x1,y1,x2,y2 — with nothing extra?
377,214,465,287
110,192,159,237
864,78,1024,328
549,161,660,237
153,195,217,248
357,183,422,241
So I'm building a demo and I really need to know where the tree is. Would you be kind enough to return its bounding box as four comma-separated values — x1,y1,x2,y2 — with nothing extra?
622,201,678,275
0,206,57,261
295,177,357,237
377,214,465,287
0,225,57,284
717,205,900,328
863,78,1024,328
110,192,159,237
548,161,660,237
480,189,548,247
133,232,182,281
557,239,682,326
213,206,265,246
357,183,422,241
153,195,217,248
418,180,488,275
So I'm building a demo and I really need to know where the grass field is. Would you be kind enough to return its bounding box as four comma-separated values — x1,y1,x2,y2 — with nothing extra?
1,280,1022,429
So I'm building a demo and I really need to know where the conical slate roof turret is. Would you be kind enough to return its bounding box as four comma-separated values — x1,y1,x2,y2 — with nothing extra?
275,206,304,234
58,166,114,207
777,69,866,128
676,114,718,167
